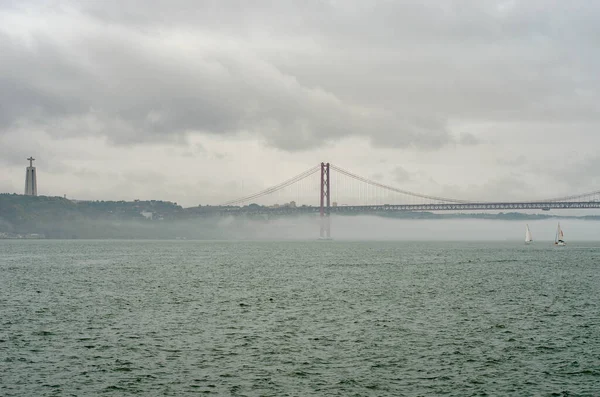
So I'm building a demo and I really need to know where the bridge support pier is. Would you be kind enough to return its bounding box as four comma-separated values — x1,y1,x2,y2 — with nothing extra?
320,162,331,239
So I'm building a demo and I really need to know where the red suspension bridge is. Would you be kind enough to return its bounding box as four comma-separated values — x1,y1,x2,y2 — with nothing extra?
220,162,600,237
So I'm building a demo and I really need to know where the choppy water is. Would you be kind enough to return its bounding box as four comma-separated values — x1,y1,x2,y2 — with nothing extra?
1,240,600,396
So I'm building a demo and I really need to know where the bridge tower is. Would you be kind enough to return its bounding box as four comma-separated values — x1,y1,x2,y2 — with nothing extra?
320,162,331,238
24,156,37,196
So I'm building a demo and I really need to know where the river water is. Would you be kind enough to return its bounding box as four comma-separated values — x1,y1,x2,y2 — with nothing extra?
1,240,600,396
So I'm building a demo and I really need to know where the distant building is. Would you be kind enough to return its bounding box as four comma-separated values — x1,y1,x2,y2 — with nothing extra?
140,211,153,220
24,157,37,196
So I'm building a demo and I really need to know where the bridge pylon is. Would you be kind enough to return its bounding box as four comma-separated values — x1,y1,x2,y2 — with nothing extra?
320,162,331,238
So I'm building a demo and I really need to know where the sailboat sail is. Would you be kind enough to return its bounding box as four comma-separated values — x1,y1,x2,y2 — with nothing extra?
525,225,533,243
555,223,566,245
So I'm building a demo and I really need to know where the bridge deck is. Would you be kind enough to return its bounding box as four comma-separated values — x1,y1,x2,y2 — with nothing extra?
223,201,600,214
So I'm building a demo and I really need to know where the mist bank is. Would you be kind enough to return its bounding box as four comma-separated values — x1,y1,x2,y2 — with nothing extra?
1,215,600,241
2,194,600,240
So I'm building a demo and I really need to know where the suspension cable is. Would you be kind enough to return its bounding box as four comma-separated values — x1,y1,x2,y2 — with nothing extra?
221,165,320,206
330,164,470,204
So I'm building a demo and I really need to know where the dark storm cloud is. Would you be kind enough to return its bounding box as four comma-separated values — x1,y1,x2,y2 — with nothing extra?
1,0,599,151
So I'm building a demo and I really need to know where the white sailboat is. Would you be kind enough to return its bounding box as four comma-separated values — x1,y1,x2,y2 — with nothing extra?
554,222,566,246
525,224,533,244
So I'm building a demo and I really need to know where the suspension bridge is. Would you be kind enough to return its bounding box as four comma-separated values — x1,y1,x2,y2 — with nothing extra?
219,163,600,238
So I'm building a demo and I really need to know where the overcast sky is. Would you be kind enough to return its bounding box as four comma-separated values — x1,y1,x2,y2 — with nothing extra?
1,0,599,207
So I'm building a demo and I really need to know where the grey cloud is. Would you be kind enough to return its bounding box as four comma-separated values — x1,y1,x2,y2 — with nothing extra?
0,27,379,149
167,144,227,160
537,155,600,194
0,140,29,166
436,174,533,202
392,166,412,184
2,0,600,154
497,155,527,167
457,133,479,145
370,173,384,182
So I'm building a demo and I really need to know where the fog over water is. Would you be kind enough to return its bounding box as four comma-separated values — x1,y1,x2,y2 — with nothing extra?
231,216,600,242
99,215,600,241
